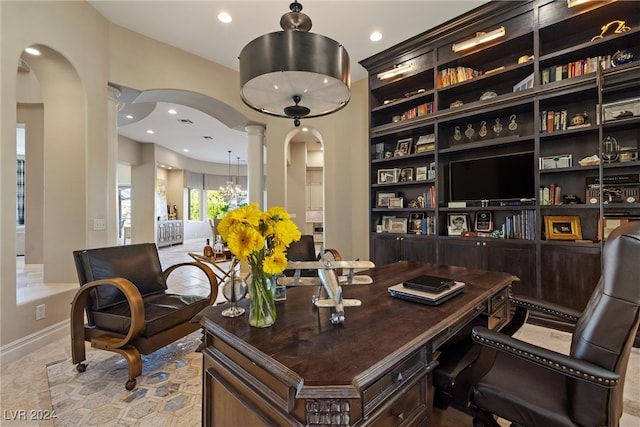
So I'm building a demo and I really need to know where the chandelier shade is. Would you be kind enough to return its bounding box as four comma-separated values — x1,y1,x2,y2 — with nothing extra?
239,1,351,126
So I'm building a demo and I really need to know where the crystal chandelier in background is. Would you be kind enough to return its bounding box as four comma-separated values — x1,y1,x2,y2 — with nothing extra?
221,150,243,209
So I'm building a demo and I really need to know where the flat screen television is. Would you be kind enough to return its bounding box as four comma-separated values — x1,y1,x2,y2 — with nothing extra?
449,152,535,202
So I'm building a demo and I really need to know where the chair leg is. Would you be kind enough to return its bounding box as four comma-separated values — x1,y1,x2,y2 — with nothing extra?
107,345,142,390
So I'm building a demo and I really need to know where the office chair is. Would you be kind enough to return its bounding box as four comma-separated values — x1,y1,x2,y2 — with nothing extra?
436,221,640,427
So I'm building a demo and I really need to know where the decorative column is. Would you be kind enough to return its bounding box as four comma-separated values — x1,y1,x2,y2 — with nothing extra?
107,85,123,246
245,124,266,210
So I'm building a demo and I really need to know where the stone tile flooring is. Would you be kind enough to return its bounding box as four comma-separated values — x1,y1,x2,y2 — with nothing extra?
3,240,639,426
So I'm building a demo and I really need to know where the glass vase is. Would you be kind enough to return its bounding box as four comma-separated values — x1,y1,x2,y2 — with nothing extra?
248,263,276,328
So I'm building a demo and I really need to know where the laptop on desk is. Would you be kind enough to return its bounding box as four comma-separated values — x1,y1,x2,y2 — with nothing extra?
388,281,465,306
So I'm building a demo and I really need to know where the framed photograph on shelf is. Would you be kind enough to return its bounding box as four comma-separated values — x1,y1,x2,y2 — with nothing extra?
598,214,640,241
395,138,413,157
376,191,396,208
409,213,424,234
415,166,427,181
388,217,408,233
388,197,404,208
377,168,398,184
544,215,582,240
399,167,414,182
447,213,470,236
381,215,396,232
414,134,435,153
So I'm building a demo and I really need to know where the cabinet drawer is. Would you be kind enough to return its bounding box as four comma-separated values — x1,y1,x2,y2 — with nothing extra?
489,288,509,313
367,381,427,427
432,302,487,350
362,347,426,415
488,301,509,331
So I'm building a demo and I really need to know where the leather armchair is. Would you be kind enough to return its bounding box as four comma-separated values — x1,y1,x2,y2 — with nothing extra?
435,221,640,427
282,235,342,277
71,243,218,390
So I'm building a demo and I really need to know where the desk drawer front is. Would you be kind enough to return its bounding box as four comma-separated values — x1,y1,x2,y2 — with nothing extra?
367,381,427,427
363,347,426,415
489,288,509,312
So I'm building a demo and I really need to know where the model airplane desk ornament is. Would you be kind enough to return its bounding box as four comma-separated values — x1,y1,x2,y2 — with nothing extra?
279,255,375,325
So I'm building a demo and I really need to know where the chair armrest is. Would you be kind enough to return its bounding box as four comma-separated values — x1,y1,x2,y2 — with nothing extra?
472,326,619,387
510,294,581,324
70,277,145,362
163,261,219,305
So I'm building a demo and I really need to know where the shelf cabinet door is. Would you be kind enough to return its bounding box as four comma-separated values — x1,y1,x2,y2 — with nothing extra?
370,234,436,266
401,236,436,263
438,239,484,270
371,234,403,266
540,245,601,311
485,242,536,298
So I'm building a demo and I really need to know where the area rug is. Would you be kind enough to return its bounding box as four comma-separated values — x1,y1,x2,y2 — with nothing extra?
46,332,203,427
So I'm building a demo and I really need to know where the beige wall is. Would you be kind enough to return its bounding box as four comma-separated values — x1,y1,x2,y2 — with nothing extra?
0,0,369,359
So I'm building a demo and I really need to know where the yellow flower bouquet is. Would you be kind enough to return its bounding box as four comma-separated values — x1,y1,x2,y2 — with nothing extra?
217,203,301,327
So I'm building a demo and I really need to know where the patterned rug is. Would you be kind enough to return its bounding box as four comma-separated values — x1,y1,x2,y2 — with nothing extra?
46,332,202,427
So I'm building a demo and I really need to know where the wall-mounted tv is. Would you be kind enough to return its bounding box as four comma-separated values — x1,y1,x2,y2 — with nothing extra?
449,152,535,202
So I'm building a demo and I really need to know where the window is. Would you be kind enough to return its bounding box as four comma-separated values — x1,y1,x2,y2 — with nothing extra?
189,188,201,220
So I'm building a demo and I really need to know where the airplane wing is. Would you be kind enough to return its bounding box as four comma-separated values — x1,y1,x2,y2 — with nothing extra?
286,260,375,270
278,275,374,286
338,275,373,285
314,298,362,308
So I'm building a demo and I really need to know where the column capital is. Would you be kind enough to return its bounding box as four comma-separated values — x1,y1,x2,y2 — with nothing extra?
245,124,266,136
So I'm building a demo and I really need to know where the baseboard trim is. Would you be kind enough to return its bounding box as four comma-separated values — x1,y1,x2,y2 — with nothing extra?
0,319,69,367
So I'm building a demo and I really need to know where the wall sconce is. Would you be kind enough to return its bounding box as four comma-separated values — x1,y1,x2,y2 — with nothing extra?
377,63,414,80
567,0,590,7
452,26,506,53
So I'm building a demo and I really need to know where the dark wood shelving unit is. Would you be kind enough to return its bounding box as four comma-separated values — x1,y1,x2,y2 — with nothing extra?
361,0,640,339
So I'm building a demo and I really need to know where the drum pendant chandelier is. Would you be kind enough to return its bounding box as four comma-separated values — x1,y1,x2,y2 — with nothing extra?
239,1,351,127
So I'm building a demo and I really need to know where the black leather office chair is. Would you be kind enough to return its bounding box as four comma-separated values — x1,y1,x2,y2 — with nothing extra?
435,221,640,427
282,235,342,277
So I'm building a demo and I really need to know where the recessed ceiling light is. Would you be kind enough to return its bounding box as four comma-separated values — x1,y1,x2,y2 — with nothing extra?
146,129,154,134
370,31,383,42
168,108,177,115
183,149,189,152
302,127,309,132
125,114,133,119
218,12,232,23
25,47,41,56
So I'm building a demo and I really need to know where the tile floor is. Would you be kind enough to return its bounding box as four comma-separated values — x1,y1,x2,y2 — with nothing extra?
4,240,639,426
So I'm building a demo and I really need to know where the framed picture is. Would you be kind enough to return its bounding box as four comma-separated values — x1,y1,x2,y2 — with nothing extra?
598,214,640,241
409,213,424,234
381,215,396,232
388,217,408,233
474,211,493,232
447,213,470,236
377,168,398,184
544,215,582,240
388,197,404,208
395,138,413,157
399,167,414,182
376,191,396,208
415,166,427,181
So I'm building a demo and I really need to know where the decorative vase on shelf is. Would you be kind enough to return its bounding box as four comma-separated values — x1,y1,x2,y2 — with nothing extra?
248,263,276,328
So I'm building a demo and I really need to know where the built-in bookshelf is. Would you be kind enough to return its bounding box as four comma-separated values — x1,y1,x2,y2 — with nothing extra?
361,0,640,338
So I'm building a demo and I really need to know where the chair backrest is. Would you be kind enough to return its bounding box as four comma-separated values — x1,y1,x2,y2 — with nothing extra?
286,235,317,262
568,221,640,425
73,243,168,312
282,235,318,277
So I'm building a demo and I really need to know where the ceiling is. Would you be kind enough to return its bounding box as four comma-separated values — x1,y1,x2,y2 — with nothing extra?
90,0,486,166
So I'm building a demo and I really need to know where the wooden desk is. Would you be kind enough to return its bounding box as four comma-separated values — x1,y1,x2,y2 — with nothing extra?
197,261,516,426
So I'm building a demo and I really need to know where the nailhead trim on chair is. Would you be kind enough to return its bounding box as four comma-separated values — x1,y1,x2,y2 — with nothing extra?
511,299,579,322
473,335,618,386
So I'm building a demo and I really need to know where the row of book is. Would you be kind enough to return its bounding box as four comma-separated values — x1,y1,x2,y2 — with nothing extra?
436,66,482,88
540,184,562,205
502,209,536,240
420,216,437,235
540,55,613,84
422,187,437,209
397,102,435,121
